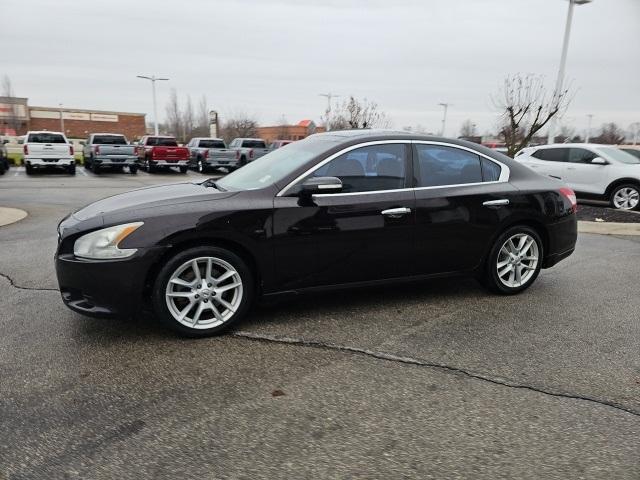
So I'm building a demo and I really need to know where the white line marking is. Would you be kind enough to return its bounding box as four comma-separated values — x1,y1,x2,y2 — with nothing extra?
80,168,88,176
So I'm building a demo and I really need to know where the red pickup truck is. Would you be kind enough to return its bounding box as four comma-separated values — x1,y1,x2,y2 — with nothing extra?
137,135,190,173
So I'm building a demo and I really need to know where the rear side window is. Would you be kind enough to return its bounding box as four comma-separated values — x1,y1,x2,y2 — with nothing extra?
241,140,266,148
199,140,226,148
568,148,597,163
147,137,178,146
532,148,567,162
414,144,483,187
481,158,502,182
93,135,127,145
27,133,66,143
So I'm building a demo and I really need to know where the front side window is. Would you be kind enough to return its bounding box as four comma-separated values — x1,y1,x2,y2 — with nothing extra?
414,144,485,187
309,144,408,193
532,148,567,162
568,148,597,163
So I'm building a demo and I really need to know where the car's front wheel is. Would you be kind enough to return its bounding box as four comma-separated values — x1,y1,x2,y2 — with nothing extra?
610,184,640,211
152,246,254,337
481,226,543,295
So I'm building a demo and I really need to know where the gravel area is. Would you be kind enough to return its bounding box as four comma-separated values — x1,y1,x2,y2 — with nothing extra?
576,204,640,223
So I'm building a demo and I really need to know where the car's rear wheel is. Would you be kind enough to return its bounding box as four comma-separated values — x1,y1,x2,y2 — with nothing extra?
197,159,207,174
152,246,254,337
129,165,138,174
25,164,33,175
610,184,640,211
179,166,188,174
481,226,543,295
68,165,76,175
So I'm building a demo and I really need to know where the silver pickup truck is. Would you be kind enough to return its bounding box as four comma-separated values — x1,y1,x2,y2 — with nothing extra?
81,133,139,174
229,138,269,167
187,137,237,173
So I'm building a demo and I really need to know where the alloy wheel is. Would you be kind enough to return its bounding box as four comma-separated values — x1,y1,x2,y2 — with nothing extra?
613,187,639,210
165,256,243,329
496,233,539,288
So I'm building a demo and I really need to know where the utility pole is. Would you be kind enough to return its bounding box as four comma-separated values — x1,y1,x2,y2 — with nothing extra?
319,93,340,132
438,102,451,137
547,0,593,144
59,103,65,133
137,75,169,135
585,114,594,142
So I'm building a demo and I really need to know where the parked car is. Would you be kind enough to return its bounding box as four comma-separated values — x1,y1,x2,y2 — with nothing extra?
137,135,189,173
23,131,75,175
515,143,640,210
0,138,9,175
618,145,640,161
187,137,237,173
229,138,269,166
56,130,577,337
269,139,294,151
82,133,139,174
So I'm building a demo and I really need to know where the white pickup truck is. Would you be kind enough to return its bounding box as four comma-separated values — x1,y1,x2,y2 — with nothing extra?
23,131,75,175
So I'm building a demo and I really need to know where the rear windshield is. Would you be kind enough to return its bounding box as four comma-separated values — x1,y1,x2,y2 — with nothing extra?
93,135,127,145
147,137,178,146
241,140,266,148
199,140,226,148
27,133,66,143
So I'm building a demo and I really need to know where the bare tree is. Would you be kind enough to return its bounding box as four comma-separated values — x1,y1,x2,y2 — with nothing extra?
165,88,182,140
1,75,23,135
459,119,476,137
193,95,210,137
219,111,259,144
327,96,391,130
493,74,573,157
592,122,626,145
181,95,194,143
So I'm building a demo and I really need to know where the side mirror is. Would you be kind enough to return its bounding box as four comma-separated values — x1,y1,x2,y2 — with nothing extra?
591,157,607,165
300,176,343,195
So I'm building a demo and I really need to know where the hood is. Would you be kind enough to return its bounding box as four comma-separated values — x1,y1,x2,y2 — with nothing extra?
72,182,237,222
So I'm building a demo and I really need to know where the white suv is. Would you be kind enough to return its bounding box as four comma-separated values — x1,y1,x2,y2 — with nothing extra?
23,131,75,175
515,144,640,210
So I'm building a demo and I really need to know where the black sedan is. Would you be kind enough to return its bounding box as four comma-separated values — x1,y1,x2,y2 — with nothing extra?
56,131,578,336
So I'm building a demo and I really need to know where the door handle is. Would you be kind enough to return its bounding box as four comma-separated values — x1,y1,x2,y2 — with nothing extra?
483,199,510,207
381,207,411,218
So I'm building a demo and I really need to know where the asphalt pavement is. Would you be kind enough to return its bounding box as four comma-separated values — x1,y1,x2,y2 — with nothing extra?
1,167,639,479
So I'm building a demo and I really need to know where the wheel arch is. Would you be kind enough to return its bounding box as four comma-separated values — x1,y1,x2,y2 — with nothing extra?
142,236,262,300
480,217,550,270
605,178,640,198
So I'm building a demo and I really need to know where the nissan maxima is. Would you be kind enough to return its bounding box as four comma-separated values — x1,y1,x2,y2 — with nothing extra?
56,131,578,336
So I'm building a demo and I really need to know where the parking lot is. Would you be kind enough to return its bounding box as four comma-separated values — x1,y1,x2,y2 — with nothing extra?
1,169,640,479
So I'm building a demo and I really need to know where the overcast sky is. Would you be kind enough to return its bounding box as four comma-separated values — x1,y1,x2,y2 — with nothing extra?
2,0,639,137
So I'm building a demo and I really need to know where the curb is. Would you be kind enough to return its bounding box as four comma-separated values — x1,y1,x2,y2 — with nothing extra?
0,207,28,227
578,221,640,236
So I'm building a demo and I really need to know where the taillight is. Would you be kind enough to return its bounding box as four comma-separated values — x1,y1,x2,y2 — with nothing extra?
559,187,577,213
94,145,100,154
236,151,240,159
69,145,74,155
204,149,209,158
249,149,254,159
23,144,28,155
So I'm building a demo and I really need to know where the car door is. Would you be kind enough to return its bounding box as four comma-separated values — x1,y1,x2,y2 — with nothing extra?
565,147,608,194
524,147,568,181
272,142,415,290
412,142,518,274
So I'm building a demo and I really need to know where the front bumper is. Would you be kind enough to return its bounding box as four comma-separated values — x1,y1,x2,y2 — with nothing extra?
55,247,165,319
26,158,74,167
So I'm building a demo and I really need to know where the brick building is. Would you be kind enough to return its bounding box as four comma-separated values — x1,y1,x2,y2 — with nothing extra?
257,119,325,144
0,97,146,140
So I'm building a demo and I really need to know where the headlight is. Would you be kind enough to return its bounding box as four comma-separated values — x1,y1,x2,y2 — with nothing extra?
74,222,144,259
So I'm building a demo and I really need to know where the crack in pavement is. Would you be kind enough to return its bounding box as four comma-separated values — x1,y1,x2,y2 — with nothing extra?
0,272,59,292
232,330,640,419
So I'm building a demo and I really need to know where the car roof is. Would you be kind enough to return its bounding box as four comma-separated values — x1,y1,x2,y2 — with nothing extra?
194,137,224,141
526,143,613,150
91,133,126,136
27,130,65,135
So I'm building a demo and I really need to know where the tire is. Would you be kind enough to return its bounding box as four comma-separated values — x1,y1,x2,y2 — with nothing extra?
129,165,138,175
151,246,255,337
0,160,5,175
25,164,33,175
480,225,543,295
239,156,247,167
68,165,76,175
197,159,207,174
610,184,640,211
179,166,188,174
93,163,100,174
147,158,156,173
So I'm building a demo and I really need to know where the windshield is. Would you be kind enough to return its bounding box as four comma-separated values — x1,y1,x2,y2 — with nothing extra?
217,136,340,191
93,135,127,145
596,147,640,165
620,148,640,160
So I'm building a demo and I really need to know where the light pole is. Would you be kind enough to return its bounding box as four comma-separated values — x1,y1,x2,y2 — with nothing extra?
137,75,169,135
547,0,593,144
59,103,64,133
319,93,340,131
438,102,451,137
585,113,594,142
